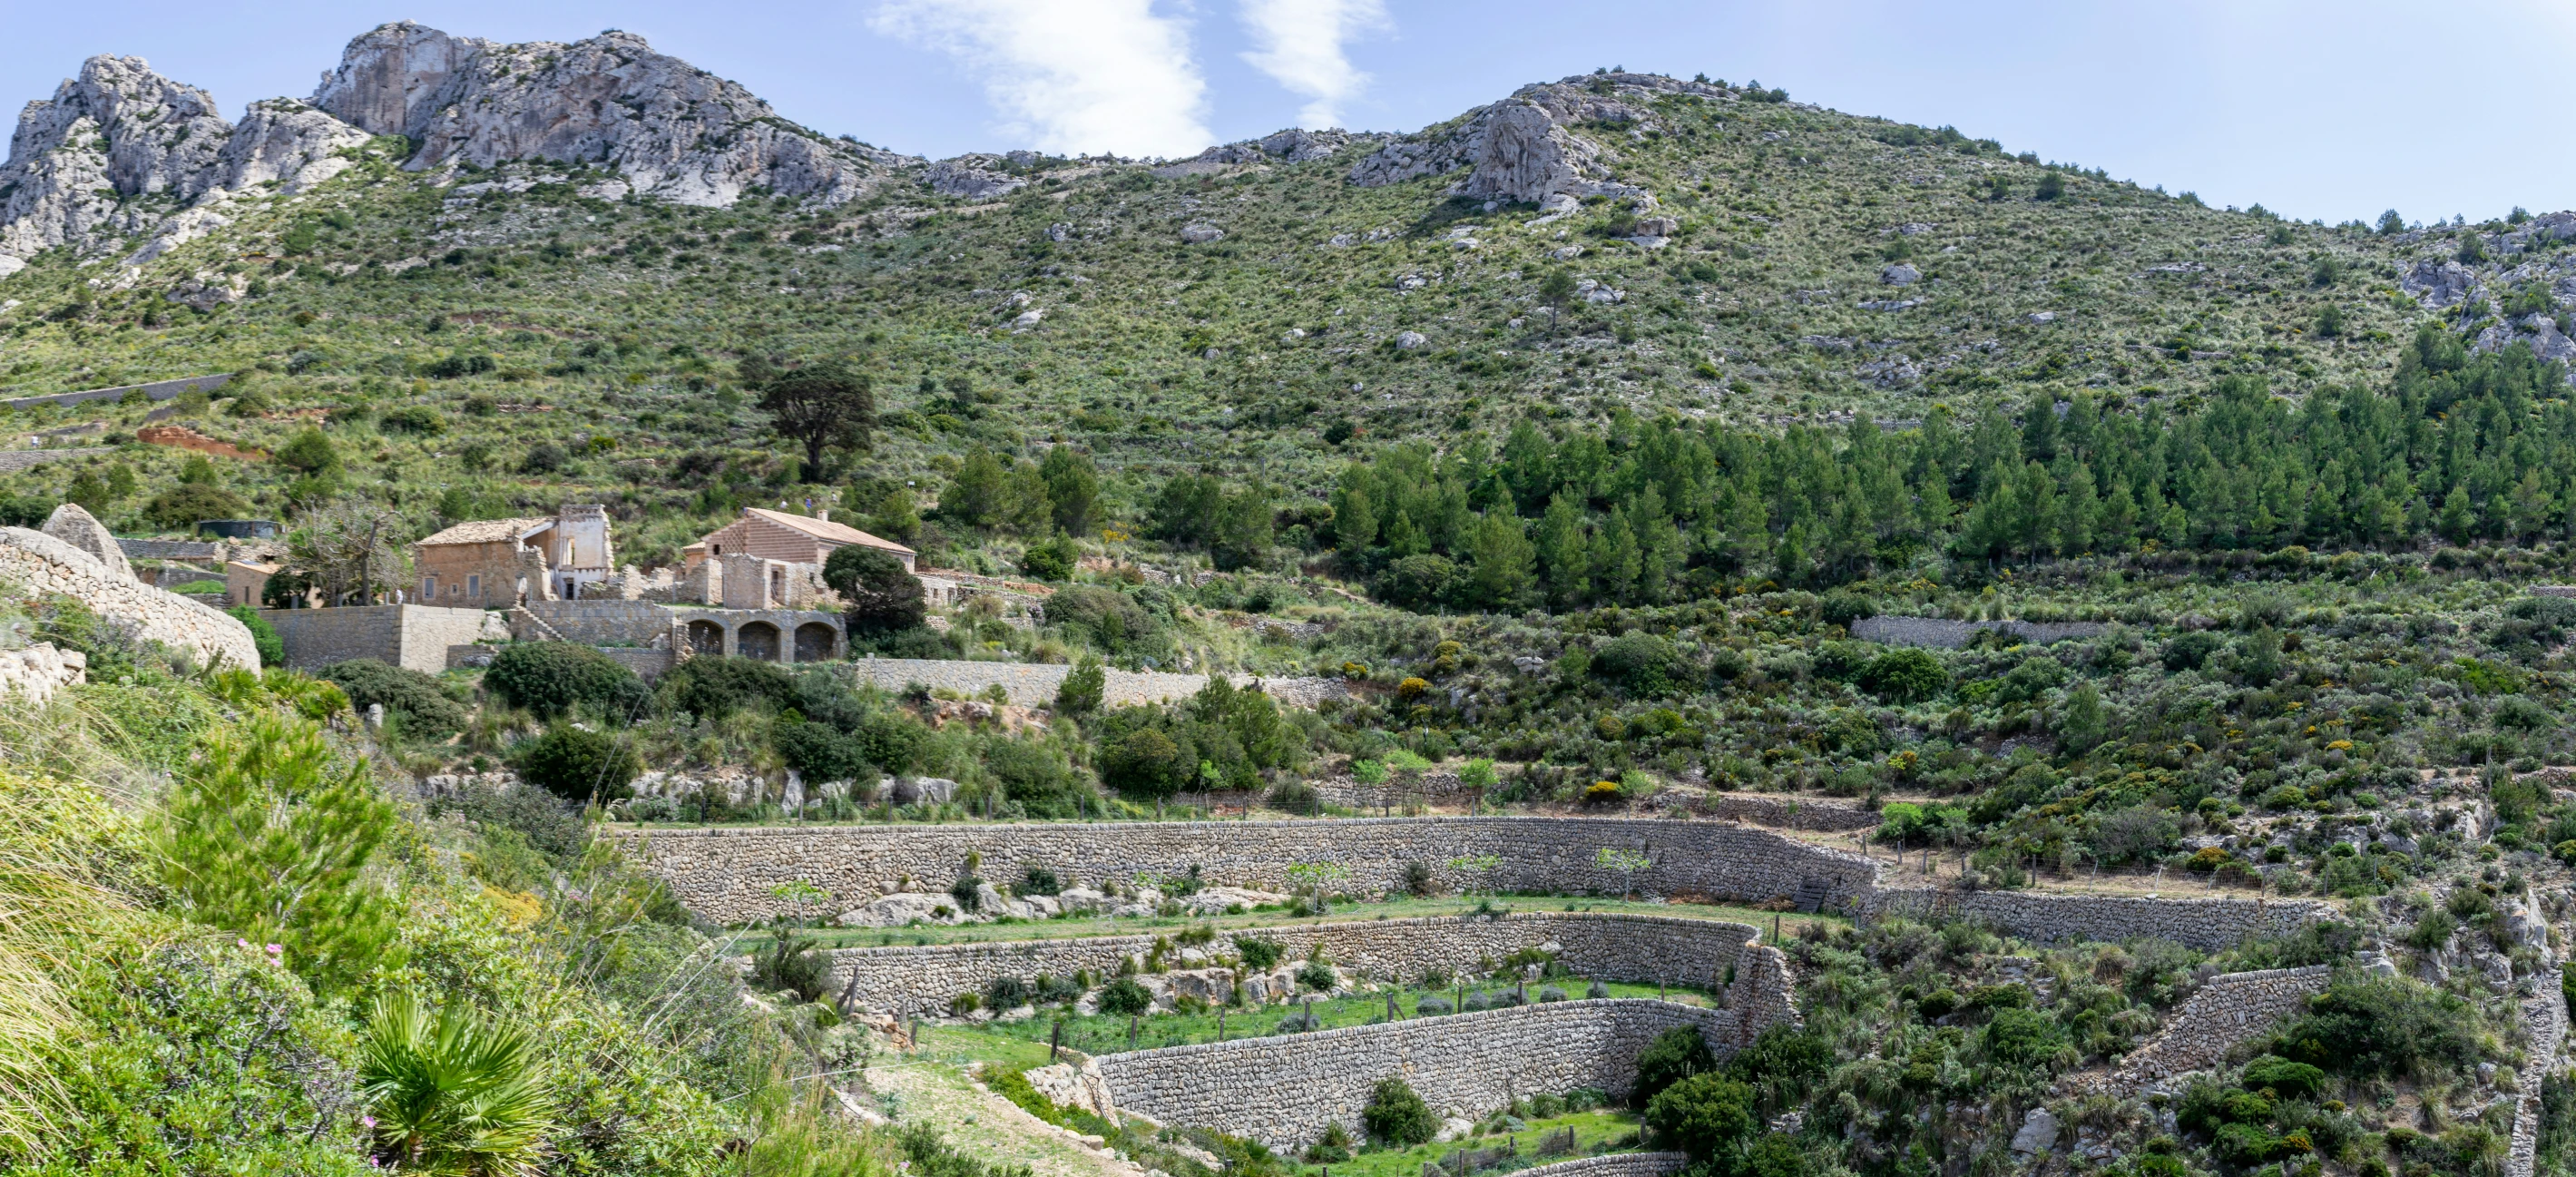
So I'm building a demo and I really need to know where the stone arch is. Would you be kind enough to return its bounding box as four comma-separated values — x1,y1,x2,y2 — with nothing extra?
685,618,725,656
794,622,837,662
737,620,781,662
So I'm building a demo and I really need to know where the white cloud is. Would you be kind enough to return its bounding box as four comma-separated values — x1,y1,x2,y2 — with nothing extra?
1237,0,1388,130
871,0,1210,159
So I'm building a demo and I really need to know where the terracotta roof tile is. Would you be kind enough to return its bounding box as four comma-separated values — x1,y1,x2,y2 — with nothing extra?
413,517,553,546
741,507,916,554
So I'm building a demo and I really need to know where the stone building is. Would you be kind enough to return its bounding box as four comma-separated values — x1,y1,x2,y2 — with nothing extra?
411,505,615,608
671,507,913,610
682,507,915,573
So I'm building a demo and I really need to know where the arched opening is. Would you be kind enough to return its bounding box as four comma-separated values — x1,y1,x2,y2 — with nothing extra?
794,622,837,662
737,621,781,662
686,619,725,656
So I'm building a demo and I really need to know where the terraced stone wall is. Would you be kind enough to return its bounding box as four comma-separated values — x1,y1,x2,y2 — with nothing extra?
622,816,1881,925
1090,998,1768,1149
827,912,1763,1018
1861,888,2334,951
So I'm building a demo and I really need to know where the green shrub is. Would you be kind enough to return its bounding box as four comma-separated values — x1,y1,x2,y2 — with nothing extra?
319,658,468,735
37,937,369,1174
751,934,834,1004
482,642,642,717
660,655,796,719
1360,1077,1436,1146
1861,648,1947,702
1049,585,1157,652
2241,1054,2326,1100
825,546,926,635
773,719,874,783
1054,657,1106,715
147,484,249,530
1981,1005,2068,1068
1642,1072,1757,1162
227,606,284,667
1234,936,1285,971
512,725,642,802
1593,632,1682,696
1101,727,1187,800
1020,535,1079,581
2275,974,2478,1078
1098,976,1152,1017
1632,1025,1716,1108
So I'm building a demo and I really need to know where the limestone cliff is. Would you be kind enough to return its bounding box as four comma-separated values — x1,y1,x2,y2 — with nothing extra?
0,57,371,273
309,22,913,206
1347,72,1722,204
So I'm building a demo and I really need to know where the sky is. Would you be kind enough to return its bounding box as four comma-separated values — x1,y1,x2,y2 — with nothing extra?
2,1,2570,226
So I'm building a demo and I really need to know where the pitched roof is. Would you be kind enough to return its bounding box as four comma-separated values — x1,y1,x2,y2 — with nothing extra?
741,507,916,555
413,517,553,547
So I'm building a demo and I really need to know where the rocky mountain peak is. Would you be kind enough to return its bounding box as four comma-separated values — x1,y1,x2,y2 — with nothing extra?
0,54,234,268
310,21,913,207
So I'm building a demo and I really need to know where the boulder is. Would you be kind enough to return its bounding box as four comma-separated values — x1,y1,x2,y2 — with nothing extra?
0,642,85,703
1880,263,1921,286
2011,1107,2060,1155
889,776,958,806
1180,223,1225,243
43,504,131,581
1394,330,1429,350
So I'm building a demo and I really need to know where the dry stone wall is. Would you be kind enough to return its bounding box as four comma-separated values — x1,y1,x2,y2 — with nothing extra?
622,816,1881,925
1862,889,2334,951
514,599,674,644
2509,992,2566,1177
839,658,1346,709
1092,999,1764,1149
0,525,258,670
1851,616,2107,649
260,603,488,674
827,912,1763,1018
2111,966,2330,1088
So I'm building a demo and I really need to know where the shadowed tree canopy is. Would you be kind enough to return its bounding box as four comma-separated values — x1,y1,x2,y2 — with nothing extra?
745,355,875,481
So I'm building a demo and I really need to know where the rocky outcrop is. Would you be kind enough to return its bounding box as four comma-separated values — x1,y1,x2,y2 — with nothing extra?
1348,72,1719,204
211,99,370,193
1187,128,1357,166
925,155,1024,200
309,22,912,207
0,642,85,703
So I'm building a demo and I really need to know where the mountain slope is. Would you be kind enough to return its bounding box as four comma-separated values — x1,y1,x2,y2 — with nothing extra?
0,32,2554,560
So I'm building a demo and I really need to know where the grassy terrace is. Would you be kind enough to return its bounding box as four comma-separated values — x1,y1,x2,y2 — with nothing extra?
731,892,1844,954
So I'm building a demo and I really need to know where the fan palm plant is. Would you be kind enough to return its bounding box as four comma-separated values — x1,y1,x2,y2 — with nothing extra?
358,990,553,1175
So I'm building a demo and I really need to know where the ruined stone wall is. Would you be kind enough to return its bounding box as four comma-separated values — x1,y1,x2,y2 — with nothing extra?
1091,999,1763,1149
825,912,1763,1018
2112,966,2330,1087
1860,889,2334,952
622,816,1881,925
0,525,259,670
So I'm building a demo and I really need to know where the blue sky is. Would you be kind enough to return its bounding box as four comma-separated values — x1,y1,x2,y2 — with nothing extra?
5,1,2571,225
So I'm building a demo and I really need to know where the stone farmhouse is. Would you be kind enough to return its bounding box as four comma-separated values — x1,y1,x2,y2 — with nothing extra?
674,507,915,611
411,504,615,608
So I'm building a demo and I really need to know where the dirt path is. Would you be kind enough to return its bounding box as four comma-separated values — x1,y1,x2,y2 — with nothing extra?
862,1056,1142,1177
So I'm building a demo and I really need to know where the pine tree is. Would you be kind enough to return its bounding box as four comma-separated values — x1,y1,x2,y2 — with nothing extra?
158,711,400,994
